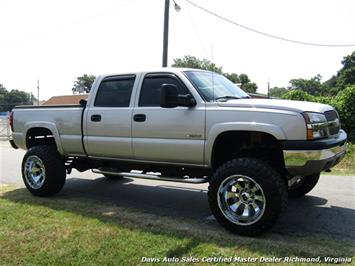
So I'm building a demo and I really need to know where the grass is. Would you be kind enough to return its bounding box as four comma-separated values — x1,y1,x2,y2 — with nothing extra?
0,185,354,266
328,142,355,175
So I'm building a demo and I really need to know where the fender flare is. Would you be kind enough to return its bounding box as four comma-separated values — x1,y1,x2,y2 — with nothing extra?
24,122,64,155
205,122,286,166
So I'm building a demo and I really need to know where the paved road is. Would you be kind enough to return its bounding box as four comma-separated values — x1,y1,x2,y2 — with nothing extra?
1,141,354,241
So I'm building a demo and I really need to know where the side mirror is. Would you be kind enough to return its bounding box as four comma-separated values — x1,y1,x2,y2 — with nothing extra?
79,99,87,107
160,84,196,108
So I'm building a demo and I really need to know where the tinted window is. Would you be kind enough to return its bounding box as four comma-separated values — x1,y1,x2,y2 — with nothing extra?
184,71,249,101
139,76,189,107
95,76,135,107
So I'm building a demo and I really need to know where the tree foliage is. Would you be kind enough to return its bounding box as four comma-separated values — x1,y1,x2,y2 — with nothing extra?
333,86,355,137
323,51,355,95
241,82,257,93
280,86,355,140
72,74,96,94
224,73,240,83
172,55,258,93
335,51,355,90
281,90,316,101
289,74,323,96
269,87,287,98
172,55,223,73
0,84,35,112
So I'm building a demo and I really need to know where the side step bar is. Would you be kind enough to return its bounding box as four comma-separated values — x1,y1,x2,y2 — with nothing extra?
92,169,208,184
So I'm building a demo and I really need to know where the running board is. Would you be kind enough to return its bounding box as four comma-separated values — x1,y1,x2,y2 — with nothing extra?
91,169,208,184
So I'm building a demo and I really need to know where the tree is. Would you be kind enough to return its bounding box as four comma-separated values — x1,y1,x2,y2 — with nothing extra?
72,74,96,94
241,82,257,93
269,87,288,98
281,90,316,102
0,84,6,112
289,74,324,96
172,55,223,73
224,73,240,84
322,51,355,95
0,85,35,111
333,85,355,139
335,51,355,90
0,84,6,94
237,73,257,93
172,55,258,93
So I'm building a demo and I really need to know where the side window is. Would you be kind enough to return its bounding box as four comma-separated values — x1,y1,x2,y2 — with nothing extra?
139,76,189,107
94,76,135,107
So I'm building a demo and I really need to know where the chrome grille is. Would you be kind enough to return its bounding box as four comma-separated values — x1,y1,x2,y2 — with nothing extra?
325,110,338,121
325,110,340,136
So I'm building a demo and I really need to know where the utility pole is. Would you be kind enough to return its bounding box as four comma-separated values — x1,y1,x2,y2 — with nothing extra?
162,0,170,67
37,80,40,105
267,81,270,99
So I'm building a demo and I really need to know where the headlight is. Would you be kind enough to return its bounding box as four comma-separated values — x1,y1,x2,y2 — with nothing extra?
302,112,328,140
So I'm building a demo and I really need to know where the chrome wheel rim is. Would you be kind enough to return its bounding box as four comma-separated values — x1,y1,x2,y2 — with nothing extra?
217,175,266,225
24,155,46,189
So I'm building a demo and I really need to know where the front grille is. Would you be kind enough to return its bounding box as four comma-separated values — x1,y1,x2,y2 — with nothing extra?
325,110,338,121
325,110,340,135
329,125,340,135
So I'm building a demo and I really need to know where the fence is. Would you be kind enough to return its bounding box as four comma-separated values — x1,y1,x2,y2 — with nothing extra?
0,113,11,140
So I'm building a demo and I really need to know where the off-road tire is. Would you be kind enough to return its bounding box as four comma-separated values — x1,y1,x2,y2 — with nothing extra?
22,145,66,196
288,173,320,198
208,158,287,236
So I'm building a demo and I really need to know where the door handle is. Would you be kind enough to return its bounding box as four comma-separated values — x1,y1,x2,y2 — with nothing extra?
133,114,146,122
91,114,101,122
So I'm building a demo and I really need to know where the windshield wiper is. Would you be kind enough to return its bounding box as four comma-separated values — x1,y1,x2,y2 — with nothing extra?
215,95,241,101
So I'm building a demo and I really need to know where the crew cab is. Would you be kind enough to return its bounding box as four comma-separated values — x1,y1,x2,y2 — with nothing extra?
10,68,347,236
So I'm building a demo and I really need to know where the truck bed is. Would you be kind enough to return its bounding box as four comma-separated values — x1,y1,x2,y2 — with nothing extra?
12,105,85,155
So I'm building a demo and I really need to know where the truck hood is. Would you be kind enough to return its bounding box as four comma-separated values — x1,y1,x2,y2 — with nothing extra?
217,98,333,113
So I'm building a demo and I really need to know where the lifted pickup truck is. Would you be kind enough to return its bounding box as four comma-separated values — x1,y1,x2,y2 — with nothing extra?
10,68,347,236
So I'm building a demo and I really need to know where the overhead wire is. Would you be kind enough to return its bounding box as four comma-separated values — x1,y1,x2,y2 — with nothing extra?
184,1,209,57
185,0,355,47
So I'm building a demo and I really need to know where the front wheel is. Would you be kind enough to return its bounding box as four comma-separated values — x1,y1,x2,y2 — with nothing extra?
22,145,66,196
288,174,320,198
208,158,287,236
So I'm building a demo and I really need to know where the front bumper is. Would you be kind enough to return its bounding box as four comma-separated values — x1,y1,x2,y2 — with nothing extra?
282,130,347,176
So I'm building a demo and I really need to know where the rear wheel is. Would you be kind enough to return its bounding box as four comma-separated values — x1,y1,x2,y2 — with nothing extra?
22,145,66,196
288,174,320,198
208,158,287,236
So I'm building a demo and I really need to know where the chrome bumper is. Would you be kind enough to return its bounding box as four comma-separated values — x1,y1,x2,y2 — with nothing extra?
283,138,347,176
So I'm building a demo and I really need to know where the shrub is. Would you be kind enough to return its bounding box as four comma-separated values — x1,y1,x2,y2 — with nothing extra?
281,87,355,141
333,86,355,140
281,90,316,102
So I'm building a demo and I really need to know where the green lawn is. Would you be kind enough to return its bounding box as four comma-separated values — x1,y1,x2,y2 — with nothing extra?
0,185,354,265
328,142,355,175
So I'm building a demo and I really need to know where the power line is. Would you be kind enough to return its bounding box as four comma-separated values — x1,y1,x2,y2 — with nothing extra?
185,0,355,47
184,1,208,57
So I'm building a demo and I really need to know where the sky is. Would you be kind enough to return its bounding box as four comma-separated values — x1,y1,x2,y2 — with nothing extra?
0,0,354,101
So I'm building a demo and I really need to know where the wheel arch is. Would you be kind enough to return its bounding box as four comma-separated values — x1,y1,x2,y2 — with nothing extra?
24,122,64,154
208,128,285,171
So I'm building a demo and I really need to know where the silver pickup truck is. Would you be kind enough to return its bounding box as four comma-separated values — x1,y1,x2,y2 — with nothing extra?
10,68,347,236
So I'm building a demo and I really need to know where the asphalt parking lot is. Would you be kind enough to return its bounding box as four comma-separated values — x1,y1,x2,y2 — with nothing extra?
1,141,354,241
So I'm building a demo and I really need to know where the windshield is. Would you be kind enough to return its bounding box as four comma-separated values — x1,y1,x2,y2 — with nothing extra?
184,70,249,102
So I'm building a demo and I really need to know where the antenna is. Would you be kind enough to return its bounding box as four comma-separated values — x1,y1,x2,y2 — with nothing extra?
267,80,270,98
37,80,40,105
211,43,215,102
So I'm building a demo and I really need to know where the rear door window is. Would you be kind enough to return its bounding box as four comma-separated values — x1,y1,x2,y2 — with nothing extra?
95,75,135,107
